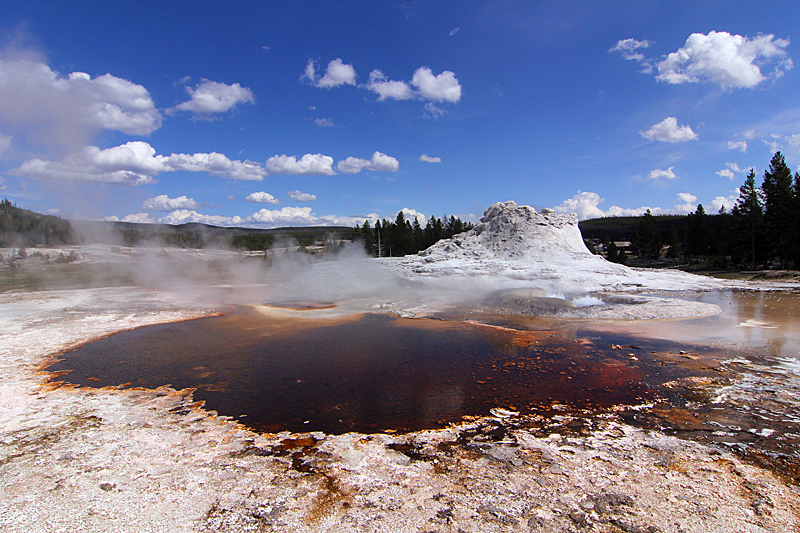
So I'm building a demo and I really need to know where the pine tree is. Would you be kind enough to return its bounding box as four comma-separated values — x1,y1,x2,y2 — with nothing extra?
607,241,619,262
634,209,662,260
710,206,732,269
360,220,375,255
791,171,800,266
423,218,436,249
762,152,794,267
374,220,384,257
666,226,681,259
735,168,765,268
402,218,416,255
685,204,709,258
388,211,406,257
412,218,423,251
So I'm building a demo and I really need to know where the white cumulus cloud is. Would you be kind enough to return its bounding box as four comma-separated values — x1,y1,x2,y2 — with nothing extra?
166,152,266,180
160,209,244,227
553,191,661,220
648,167,677,179
13,141,166,185
314,118,334,127
419,154,441,163
364,67,462,105
303,58,357,89
423,103,447,119
763,137,781,153
640,117,698,143
674,192,698,213
0,58,161,151
247,206,317,225
121,212,157,223
657,31,792,89
265,153,336,175
365,70,414,101
143,194,202,212
245,191,281,204
716,162,750,180
711,189,740,213
288,190,317,202
411,67,462,103
728,140,748,152
716,169,736,180
318,212,381,226
12,141,267,184
609,38,655,72
337,151,400,174
111,206,390,229
173,80,254,118
398,208,427,226
609,38,653,62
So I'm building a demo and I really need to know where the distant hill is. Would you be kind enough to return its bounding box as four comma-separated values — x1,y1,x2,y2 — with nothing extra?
0,198,75,248
71,219,356,250
7,198,723,255
1,198,355,250
578,215,689,242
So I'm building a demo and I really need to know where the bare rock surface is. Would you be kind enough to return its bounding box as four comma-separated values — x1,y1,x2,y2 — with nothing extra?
1,288,799,532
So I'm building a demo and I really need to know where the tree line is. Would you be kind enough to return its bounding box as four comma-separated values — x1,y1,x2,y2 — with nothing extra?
0,198,75,248
352,212,474,257
599,151,800,269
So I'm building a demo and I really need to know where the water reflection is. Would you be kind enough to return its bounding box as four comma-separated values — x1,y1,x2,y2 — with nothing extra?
49,310,663,434
584,290,800,360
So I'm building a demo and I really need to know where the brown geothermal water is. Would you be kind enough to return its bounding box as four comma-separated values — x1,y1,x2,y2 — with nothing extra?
44,290,800,481
47,308,709,435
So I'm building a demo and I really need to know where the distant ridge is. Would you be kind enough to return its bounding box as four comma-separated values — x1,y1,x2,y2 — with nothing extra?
0,198,75,248
1,198,354,250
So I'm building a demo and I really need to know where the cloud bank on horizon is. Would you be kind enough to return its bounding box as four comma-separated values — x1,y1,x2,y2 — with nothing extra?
0,1,798,227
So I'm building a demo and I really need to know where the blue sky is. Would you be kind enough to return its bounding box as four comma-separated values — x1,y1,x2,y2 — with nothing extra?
0,1,798,228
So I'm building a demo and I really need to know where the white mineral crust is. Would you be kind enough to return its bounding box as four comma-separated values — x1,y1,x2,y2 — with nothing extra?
2,201,799,531
381,201,736,318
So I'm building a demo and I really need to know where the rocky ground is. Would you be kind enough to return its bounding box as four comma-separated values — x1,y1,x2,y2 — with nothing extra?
1,286,799,532
3,201,800,531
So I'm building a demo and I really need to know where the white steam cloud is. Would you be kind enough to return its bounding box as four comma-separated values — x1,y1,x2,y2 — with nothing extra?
0,57,161,151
